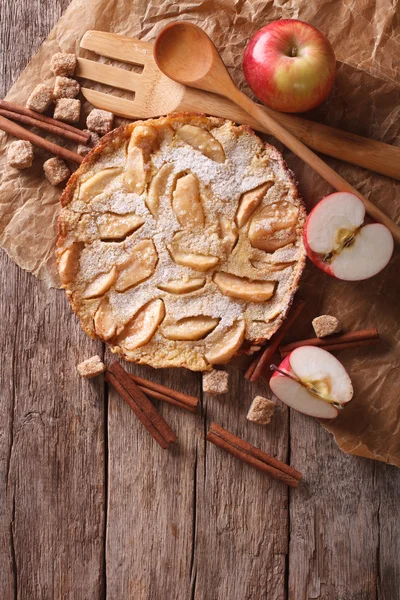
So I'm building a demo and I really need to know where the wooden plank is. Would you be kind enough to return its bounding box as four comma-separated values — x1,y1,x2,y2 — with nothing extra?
193,365,290,599
0,0,106,597
375,463,400,600
288,413,380,599
0,253,18,599
105,359,201,598
1,268,106,598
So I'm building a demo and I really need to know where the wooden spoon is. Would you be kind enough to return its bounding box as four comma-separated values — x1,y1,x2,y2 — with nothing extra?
154,22,400,245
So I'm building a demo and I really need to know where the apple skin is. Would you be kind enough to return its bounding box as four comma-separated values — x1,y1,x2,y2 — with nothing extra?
243,19,336,113
303,226,336,277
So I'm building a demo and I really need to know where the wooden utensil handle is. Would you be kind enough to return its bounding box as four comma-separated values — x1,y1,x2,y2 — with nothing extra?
180,87,400,181
230,87,400,244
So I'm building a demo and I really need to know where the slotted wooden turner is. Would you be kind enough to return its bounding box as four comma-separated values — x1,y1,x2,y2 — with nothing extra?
77,30,400,181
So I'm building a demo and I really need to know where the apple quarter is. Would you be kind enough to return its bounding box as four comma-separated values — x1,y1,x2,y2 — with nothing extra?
270,346,353,419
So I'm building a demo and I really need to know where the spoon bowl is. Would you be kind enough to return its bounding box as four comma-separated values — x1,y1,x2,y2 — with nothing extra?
154,22,232,94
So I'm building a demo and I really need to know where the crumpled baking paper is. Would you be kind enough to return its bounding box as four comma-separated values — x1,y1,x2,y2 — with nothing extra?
0,0,399,465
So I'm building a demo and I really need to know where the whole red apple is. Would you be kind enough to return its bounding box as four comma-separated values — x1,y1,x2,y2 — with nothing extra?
243,19,336,113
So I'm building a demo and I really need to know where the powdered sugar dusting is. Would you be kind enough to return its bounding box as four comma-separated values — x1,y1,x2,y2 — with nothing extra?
58,116,306,370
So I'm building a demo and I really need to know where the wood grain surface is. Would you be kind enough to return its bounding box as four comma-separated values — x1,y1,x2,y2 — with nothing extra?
0,2,399,599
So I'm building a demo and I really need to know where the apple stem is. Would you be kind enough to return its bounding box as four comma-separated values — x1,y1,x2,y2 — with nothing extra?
291,45,297,57
270,364,300,384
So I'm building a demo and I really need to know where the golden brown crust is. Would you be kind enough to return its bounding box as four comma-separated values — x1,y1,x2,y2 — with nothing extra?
58,113,307,370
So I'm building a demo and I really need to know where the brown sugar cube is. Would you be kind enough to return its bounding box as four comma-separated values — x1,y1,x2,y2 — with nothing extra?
43,157,71,186
77,355,106,379
86,109,114,135
312,315,342,338
84,129,101,147
7,140,34,169
53,98,81,123
202,369,229,396
50,52,76,77
247,396,276,425
77,144,91,157
26,83,53,113
53,76,80,99
77,129,102,157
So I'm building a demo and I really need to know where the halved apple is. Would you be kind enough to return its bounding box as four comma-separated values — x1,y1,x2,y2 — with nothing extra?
205,319,245,364
168,245,219,271
270,346,353,419
158,278,206,294
83,266,117,299
213,272,276,302
118,299,165,350
161,316,219,341
304,192,393,280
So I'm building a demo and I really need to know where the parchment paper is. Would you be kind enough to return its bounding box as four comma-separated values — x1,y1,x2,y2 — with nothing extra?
0,0,399,466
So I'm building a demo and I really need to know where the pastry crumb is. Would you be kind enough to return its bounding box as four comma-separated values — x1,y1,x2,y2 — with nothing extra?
312,315,342,338
77,355,106,378
202,369,229,395
247,395,276,425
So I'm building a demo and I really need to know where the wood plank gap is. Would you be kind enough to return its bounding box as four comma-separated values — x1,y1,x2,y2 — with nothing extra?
189,444,198,598
374,462,381,599
7,275,18,600
101,347,108,600
284,409,292,600
201,383,208,487
10,495,17,600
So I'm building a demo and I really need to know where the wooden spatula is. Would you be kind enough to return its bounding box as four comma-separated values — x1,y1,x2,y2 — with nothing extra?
77,31,400,181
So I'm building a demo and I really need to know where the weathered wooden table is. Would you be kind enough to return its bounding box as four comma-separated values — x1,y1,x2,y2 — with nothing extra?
1,2,399,599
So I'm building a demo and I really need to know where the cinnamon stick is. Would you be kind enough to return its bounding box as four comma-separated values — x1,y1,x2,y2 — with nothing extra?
280,336,379,357
136,384,198,413
279,328,379,357
0,115,83,164
0,99,89,141
106,362,177,449
246,298,306,383
128,373,199,412
206,423,302,488
0,108,87,145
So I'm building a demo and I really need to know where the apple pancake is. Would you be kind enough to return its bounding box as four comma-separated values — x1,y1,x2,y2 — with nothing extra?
57,113,306,371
